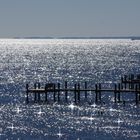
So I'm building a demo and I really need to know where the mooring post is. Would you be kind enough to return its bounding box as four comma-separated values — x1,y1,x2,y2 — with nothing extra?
74,84,77,103
95,84,98,103
77,83,80,102
34,83,37,102
38,83,41,101
65,81,68,102
99,83,101,102
114,84,117,103
45,84,48,102
118,83,121,102
53,84,56,102
85,81,87,100
135,85,138,104
26,84,29,103
58,83,60,102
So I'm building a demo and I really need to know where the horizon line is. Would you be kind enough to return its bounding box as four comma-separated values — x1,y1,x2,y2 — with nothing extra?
0,36,140,39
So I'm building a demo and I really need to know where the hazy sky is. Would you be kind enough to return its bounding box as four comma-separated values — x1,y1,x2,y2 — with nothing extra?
0,0,140,37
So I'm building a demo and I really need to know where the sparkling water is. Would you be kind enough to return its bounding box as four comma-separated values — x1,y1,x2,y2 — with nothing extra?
0,39,140,139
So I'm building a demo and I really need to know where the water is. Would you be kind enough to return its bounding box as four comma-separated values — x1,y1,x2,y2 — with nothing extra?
0,39,140,140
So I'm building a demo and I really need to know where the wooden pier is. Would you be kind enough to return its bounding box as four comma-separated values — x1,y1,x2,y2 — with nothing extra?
25,74,140,104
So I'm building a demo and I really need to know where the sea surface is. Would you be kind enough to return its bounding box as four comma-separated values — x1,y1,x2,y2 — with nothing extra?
0,39,140,140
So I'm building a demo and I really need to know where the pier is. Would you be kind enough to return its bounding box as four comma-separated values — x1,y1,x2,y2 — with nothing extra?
25,74,140,104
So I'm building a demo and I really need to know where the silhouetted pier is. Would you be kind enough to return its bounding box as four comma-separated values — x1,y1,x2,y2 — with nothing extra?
25,74,140,104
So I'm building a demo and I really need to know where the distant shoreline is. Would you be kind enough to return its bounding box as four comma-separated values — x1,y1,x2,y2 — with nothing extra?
13,37,140,40
0,37,140,40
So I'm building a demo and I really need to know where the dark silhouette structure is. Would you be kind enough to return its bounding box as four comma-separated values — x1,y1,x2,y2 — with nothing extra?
26,74,140,105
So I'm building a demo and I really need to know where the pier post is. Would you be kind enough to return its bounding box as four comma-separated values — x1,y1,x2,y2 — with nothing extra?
65,81,68,102
131,74,134,89
118,83,121,102
135,85,138,104
99,83,101,102
121,76,123,83
121,83,123,90
38,83,41,101
139,84,140,102
45,84,48,102
124,75,127,89
26,84,29,103
137,74,140,80
53,84,56,102
34,83,37,102
85,82,87,100
114,84,117,103
128,75,131,89
74,84,77,103
77,83,80,102
95,84,98,103
58,83,60,102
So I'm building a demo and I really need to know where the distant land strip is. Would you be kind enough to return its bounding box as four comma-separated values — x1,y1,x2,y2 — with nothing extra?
13,36,140,40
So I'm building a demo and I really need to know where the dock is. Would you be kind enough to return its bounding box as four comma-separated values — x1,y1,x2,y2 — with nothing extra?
25,74,140,104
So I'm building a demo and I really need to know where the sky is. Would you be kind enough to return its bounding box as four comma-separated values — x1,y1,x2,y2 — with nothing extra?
0,0,140,38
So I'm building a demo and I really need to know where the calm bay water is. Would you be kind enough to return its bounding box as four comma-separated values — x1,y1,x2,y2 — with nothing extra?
0,39,140,140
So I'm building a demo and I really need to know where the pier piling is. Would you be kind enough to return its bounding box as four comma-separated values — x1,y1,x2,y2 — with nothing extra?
26,84,29,103
34,83,37,102
53,84,56,102
65,81,68,102
135,85,138,104
114,84,117,103
85,82,87,100
118,83,121,102
95,84,98,102
74,84,77,103
58,83,60,102
99,83,101,101
77,83,80,102
45,84,48,102
38,83,41,101
25,74,140,105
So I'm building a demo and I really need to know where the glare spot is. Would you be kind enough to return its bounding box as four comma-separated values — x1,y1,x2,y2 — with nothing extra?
68,103,76,110
57,128,64,139
36,108,45,117
7,124,17,131
91,103,96,108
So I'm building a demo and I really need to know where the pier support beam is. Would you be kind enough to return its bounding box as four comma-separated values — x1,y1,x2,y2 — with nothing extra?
117,83,121,103
34,83,37,102
99,83,101,102
26,84,29,103
45,84,48,102
58,83,60,102
138,84,140,102
114,84,117,103
74,84,77,104
77,83,80,102
95,84,98,103
135,85,138,104
38,83,41,101
85,82,87,100
124,75,127,89
53,84,56,102
65,81,68,102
